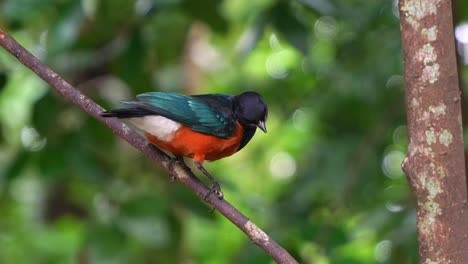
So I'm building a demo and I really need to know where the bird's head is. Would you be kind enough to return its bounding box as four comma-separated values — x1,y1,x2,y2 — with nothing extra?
234,91,268,133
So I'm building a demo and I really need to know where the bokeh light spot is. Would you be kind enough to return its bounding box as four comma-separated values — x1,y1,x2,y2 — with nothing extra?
270,152,296,179
266,51,290,79
135,0,153,16
384,185,406,213
392,0,399,18
314,16,338,40
382,150,405,179
392,125,408,146
374,240,392,263
269,33,282,50
293,109,307,131
21,126,47,152
10,176,44,212
386,75,404,89
455,23,468,44
455,23,468,64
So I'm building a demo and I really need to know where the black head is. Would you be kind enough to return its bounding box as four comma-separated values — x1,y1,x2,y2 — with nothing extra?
233,91,268,133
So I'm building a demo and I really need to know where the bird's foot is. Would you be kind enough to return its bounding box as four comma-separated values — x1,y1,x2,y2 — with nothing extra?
194,161,224,200
204,182,224,200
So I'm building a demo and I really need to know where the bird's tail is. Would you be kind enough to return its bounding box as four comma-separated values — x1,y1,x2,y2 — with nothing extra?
100,108,153,118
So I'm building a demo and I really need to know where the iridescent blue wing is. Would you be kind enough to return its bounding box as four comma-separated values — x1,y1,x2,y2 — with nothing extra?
120,92,236,138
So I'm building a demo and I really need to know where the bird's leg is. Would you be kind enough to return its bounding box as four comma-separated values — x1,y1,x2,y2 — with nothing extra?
194,161,224,199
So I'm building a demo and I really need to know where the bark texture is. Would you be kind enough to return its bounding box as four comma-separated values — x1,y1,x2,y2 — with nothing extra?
399,0,468,262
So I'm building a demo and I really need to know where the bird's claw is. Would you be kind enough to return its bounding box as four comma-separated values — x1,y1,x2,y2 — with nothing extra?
211,182,224,199
203,182,224,200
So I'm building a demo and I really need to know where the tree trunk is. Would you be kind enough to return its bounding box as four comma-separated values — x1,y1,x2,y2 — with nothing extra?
399,0,468,262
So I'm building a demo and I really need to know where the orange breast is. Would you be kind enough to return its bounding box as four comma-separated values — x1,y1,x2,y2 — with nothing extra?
145,122,244,164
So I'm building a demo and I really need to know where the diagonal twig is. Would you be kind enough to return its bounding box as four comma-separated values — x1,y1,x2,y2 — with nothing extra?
0,30,298,264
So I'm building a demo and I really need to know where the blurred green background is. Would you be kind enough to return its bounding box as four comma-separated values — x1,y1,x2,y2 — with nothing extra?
2,0,466,263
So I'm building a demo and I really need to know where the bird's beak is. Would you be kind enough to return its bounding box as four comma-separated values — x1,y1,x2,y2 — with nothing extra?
257,121,267,133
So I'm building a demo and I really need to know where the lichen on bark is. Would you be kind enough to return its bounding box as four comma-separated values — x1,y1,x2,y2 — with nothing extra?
399,0,468,262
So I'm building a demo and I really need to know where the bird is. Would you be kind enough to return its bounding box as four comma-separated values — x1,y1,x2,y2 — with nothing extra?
101,91,268,199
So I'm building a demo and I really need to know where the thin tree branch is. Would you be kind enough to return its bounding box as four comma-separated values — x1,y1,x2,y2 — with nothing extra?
0,30,298,264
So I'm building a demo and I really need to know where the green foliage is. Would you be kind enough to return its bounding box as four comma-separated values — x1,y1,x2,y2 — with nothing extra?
0,0,433,263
